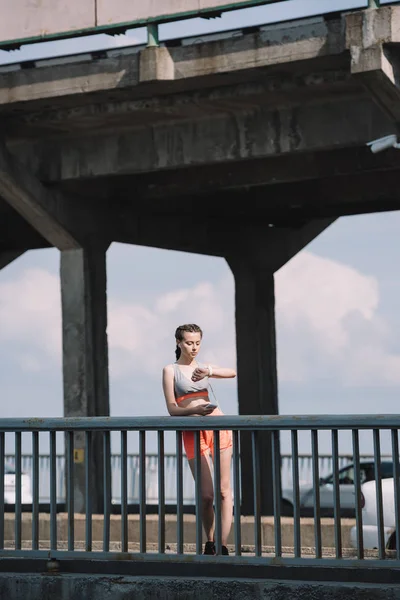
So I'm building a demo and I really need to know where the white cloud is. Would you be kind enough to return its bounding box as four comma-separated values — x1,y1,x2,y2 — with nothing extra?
0,268,61,370
109,278,235,376
1,251,400,386
275,252,400,386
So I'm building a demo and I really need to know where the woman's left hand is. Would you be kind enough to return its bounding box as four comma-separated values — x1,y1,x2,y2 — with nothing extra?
191,367,209,381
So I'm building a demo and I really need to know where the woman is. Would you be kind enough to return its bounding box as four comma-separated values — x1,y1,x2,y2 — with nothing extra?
162,323,236,556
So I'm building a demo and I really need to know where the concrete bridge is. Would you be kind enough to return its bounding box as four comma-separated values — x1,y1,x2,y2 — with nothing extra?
1,3,400,515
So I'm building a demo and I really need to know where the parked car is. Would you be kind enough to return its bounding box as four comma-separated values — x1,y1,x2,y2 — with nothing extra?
282,461,394,517
350,476,397,550
4,464,32,504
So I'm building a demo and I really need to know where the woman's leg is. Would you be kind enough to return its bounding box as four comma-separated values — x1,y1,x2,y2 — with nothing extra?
188,454,215,541
218,447,233,546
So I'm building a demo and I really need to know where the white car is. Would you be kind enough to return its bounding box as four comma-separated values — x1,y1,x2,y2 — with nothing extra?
350,477,396,550
282,461,394,517
4,464,32,505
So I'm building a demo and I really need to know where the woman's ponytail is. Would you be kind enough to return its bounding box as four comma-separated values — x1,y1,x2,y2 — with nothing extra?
175,345,181,360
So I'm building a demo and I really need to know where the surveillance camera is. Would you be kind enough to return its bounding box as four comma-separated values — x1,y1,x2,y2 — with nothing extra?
366,134,400,153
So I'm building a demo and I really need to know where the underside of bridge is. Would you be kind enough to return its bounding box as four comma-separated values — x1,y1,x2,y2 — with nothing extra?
1,5,400,515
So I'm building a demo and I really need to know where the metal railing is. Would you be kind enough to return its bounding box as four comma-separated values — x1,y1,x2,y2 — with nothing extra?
4,451,388,504
0,0,384,51
0,415,399,574
0,0,291,49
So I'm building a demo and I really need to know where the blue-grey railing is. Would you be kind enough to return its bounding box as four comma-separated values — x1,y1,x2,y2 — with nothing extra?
0,1,290,50
0,415,398,569
0,0,383,51
4,452,389,504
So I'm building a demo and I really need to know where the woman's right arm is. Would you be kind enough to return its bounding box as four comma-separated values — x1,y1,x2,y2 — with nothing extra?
162,366,212,417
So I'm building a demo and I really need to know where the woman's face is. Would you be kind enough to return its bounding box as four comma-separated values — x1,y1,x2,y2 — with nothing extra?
178,331,202,360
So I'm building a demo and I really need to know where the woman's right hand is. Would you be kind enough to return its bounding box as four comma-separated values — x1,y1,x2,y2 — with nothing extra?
195,404,215,416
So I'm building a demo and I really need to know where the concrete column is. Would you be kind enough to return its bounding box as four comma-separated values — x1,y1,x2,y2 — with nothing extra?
60,245,110,515
226,256,279,516
225,219,334,514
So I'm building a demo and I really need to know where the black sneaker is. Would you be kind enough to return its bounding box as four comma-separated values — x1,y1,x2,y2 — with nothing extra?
221,545,229,556
204,541,216,555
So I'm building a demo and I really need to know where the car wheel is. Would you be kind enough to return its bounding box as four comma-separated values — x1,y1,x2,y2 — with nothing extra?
387,531,396,551
281,499,294,517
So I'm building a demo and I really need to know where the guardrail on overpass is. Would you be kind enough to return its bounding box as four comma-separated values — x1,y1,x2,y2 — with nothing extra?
0,414,399,580
4,451,391,505
0,0,386,51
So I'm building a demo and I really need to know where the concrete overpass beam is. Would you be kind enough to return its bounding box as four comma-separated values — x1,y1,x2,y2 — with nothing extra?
347,6,400,125
60,245,110,515
226,218,334,515
0,250,25,271
9,98,392,183
0,141,80,250
350,43,400,125
259,218,336,272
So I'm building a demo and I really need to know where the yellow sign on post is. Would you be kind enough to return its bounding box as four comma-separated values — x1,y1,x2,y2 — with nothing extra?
73,448,85,464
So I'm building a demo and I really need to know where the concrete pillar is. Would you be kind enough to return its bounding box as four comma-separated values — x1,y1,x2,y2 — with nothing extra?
60,245,110,515
227,255,279,516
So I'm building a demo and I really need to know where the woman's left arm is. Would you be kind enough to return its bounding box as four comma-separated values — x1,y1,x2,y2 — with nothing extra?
192,364,236,381
208,365,236,379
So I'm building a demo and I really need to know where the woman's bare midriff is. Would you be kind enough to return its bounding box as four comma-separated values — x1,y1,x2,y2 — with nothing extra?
179,396,222,417
179,396,210,410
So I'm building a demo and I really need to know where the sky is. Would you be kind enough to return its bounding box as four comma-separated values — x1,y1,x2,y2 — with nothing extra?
1,0,400,455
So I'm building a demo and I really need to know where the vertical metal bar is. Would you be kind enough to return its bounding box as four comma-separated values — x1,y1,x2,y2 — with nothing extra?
291,430,301,558
158,431,165,554
271,430,282,558
373,429,385,559
66,431,74,551
50,430,57,551
121,430,128,553
252,431,262,557
176,430,184,554
139,430,146,553
85,430,92,552
331,429,342,559
147,23,159,47
311,430,322,558
14,432,22,550
233,430,241,556
0,432,4,550
32,432,39,551
213,431,222,556
194,431,203,555
391,429,400,560
103,431,111,553
352,429,364,559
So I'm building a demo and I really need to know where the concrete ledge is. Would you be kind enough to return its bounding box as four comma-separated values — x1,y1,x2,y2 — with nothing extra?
0,573,399,600
0,15,345,107
4,513,356,548
139,47,175,82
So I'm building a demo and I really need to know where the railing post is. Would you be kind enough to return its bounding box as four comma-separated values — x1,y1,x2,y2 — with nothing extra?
147,24,159,47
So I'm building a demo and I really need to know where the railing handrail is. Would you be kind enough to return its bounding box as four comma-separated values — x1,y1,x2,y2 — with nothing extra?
0,0,291,50
4,452,393,459
0,414,399,573
4,414,400,431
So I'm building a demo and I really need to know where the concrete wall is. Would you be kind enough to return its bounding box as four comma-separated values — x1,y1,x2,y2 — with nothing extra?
2,513,356,549
0,573,400,600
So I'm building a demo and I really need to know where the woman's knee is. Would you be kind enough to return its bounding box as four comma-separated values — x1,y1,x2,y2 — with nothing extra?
202,491,214,507
220,483,232,501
